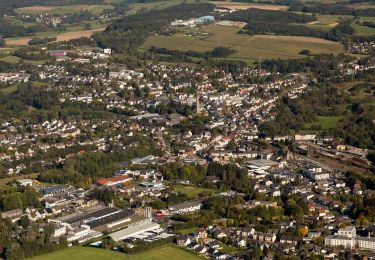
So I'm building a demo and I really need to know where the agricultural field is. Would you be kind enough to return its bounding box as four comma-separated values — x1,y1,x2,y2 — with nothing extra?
210,1,288,10
54,27,105,42
31,245,203,260
15,4,114,15
307,15,352,30
141,24,343,63
172,184,214,198
352,22,375,36
5,27,105,46
128,0,202,13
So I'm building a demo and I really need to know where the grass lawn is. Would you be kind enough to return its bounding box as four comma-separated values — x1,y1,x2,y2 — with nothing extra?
307,14,352,30
352,22,375,36
30,247,124,260
219,243,240,255
0,173,39,191
0,81,48,95
173,184,214,198
305,116,344,129
0,55,21,64
128,245,203,260
31,245,203,260
141,24,343,62
0,85,18,95
177,227,199,235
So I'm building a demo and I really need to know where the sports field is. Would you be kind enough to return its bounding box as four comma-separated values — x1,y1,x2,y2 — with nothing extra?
15,4,113,15
31,245,203,260
141,24,343,62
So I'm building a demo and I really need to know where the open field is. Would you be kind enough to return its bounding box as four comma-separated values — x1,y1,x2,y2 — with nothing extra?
15,4,113,15
178,227,199,235
54,28,105,41
31,245,203,260
141,24,343,62
172,184,214,198
305,116,344,129
30,247,124,260
352,22,375,36
6,27,105,46
0,55,21,64
128,0,201,13
0,173,39,191
307,15,352,30
210,1,288,10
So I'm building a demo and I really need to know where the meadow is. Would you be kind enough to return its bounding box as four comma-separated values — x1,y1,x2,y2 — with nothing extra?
172,184,214,198
15,4,113,15
141,24,343,62
31,245,203,260
305,116,344,129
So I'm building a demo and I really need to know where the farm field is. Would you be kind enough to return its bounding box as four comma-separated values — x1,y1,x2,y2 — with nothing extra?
172,184,214,198
141,24,343,62
5,27,105,46
352,22,375,36
15,4,114,15
307,15,352,30
128,0,202,13
31,245,203,260
210,1,288,10
54,28,105,41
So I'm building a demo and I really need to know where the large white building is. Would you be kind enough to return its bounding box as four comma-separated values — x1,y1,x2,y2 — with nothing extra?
325,226,375,251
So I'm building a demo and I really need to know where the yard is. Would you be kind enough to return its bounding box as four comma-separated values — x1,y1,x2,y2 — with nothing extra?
141,24,343,63
31,245,203,260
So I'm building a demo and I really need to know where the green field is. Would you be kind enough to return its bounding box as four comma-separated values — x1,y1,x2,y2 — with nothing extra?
15,4,113,15
177,227,199,235
141,24,343,62
0,173,39,191
31,245,203,260
128,0,202,13
307,15,352,30
305,116,343,129
0,55,21,64
352,22,375,36
173,184,214,198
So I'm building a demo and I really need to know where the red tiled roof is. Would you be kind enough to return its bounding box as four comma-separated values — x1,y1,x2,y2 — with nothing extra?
96,175,129,186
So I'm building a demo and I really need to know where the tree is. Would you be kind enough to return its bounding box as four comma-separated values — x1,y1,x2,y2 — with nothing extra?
2,192,24,211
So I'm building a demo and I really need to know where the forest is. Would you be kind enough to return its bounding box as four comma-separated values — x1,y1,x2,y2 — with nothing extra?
224,8,316,24
94,3,215,52
289,3,375,17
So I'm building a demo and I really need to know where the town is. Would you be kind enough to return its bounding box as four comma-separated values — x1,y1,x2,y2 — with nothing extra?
0,0,375,259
